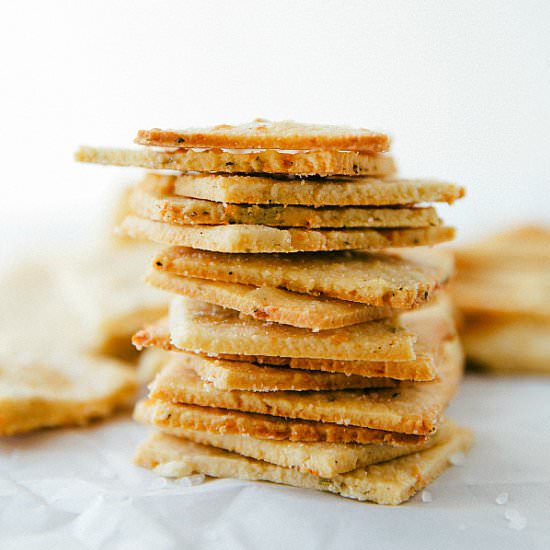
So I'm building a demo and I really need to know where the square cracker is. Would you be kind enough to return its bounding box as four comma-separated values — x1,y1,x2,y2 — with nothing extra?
0,353,136,436
158,173,464,207
146,269,392,330
133,317,439,381
135,398,435,477
463,316,550,374
135,119,390,153
452,268,550,319
149,335,463,435
154,351,397,392
153,246,454,308
134,420,473,505
57,244,168,359
134,399,428,445
75,146,395,177
169,297,416,361
452,226,550,318
131,176,441,229
118,215,455,254
455,225,550,266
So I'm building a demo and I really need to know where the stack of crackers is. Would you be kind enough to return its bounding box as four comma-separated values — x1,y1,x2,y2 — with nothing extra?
77,120,473,504
453,226,550,374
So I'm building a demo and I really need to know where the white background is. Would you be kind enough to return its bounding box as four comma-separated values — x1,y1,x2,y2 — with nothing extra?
1,0,549,243
1,2,550,549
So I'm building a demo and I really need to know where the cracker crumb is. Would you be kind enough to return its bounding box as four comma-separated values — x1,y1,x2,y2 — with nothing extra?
175,474,206,487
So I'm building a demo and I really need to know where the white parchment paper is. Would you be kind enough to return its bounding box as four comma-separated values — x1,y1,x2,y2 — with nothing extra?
1,375,549,550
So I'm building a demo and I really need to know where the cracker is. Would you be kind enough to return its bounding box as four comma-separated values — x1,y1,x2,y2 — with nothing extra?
137,347,169,385
134,399,428,445
75,146,395,177
56,244,168,358
118,215,454,254
135,421,473,504
166,173,464,207
153,246,453,308
455,225,550,266
136,402,434,477
169,298,416,361
452,267,550,319
131,177,441,228
135,119,390,153
0,353,136,436
145,269,391,330
133,317,439,381
160,351,397,392
149,336,462,435
453,226,550,319
463,316,550,374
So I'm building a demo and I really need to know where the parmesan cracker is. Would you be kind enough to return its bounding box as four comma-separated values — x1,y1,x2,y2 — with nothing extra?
153,246,453,308
149,336,462,435
75,146,395,177
134,399,428,445
157,173,463,207
118,216,455,254
135,119,390,153
134,421,473,504
133,316,439,381
156,351,397,392
145,269,392,330
168,298,416,361
463,316,550,373
136,402,435,477
131,177,441,228
0,353,136,436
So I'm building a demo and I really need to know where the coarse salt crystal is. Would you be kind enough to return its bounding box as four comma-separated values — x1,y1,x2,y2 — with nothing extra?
175,474,205,487
448,451,465,466
421,490,432,503
504,508,527,531
495,492,509,505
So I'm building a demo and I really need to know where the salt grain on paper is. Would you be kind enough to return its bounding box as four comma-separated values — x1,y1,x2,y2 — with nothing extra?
421,490,433,503
504,508,527,531
495,492,509,505
174,474,205,487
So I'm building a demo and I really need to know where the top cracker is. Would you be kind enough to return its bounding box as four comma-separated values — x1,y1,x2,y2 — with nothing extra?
135,119,390,153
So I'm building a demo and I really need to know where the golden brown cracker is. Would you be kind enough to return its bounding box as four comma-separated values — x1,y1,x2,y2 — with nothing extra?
134,421,473,504
75,146,395,177
149,336,462,435
169,298,416,361
135,119,390,153
134,399,429,445
118,215,455,254
145,269,392,330
153,246,453,308
131,178,441,228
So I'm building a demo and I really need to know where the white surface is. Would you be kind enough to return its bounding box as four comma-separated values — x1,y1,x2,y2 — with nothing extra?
0,0,549,240
1,375,549,550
